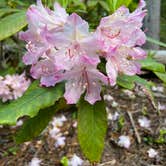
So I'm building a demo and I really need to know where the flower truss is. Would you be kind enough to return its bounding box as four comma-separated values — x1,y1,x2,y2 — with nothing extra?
0,73,30,102
20,0,147,105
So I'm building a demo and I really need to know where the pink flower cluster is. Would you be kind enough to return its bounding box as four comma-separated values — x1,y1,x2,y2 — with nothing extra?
0,73,30,102
20,0,147,104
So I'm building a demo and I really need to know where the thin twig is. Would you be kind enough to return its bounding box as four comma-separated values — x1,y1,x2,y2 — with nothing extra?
127,111,141,144
98,160,116,166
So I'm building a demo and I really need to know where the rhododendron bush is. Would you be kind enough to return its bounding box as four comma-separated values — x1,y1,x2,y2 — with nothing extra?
0,0,165,163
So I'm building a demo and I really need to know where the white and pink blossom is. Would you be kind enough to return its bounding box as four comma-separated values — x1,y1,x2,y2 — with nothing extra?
96,0,147,85
20,0,147,104
0,73,30,102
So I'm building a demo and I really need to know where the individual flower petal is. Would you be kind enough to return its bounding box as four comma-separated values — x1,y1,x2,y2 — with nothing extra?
103,94,114,101
84,68,108,104
118,135,131,149
147,148,158,158
64,13,89,42
69,154,83,166
49,127,60,139
51,116,67,127
138,116,151,129
128,47,146,60
55,136,66,147
29,157,42,166
64,78,84,104
106,59,117,86
158,102,166,111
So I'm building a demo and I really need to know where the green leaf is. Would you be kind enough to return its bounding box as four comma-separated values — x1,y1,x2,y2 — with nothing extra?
0,0,6,7
0,8,20,17
147,37,166,48
116,0,132,8
0,11,27,41
15,98,68,143
77,99,107,162
87,0,98,7
0,67,16,76
106,0,132,13
15,105,57,143
99,1,110,12
117,74,135,90
140,58,165,73
154,72,166,84
117,75,153,90
0,81,65,125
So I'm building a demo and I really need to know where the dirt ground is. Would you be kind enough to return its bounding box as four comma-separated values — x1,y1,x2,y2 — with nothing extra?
0,79,166,166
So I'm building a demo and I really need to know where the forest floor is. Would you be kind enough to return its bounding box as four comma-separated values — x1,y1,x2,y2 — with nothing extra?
0,78,166,166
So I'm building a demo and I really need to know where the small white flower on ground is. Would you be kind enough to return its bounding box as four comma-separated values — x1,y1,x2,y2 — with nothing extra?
107,112,119,121
29,157,42,166
138,116,151,129
55,136,66,148
118,135,131,149
152,86,164,93
16,119,23,127
49,127,60,139
103,94,114,101
112,112,119,121
0,125,3,128
73,121,77,128
158,102,166,111
152,86,157,91
51,115,67,127
69,154,83,166
111,101,118,108
11,119,24,129
147,148,158,158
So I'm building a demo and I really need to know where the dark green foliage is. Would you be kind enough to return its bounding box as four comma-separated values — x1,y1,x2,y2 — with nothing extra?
77,98,107,162
15,105,58,143
15,98,69,143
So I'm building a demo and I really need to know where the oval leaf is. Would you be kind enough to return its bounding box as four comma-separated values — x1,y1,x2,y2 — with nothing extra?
77,99,107,162
140,58,165,73
0,11,27,41
0,81,64,125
